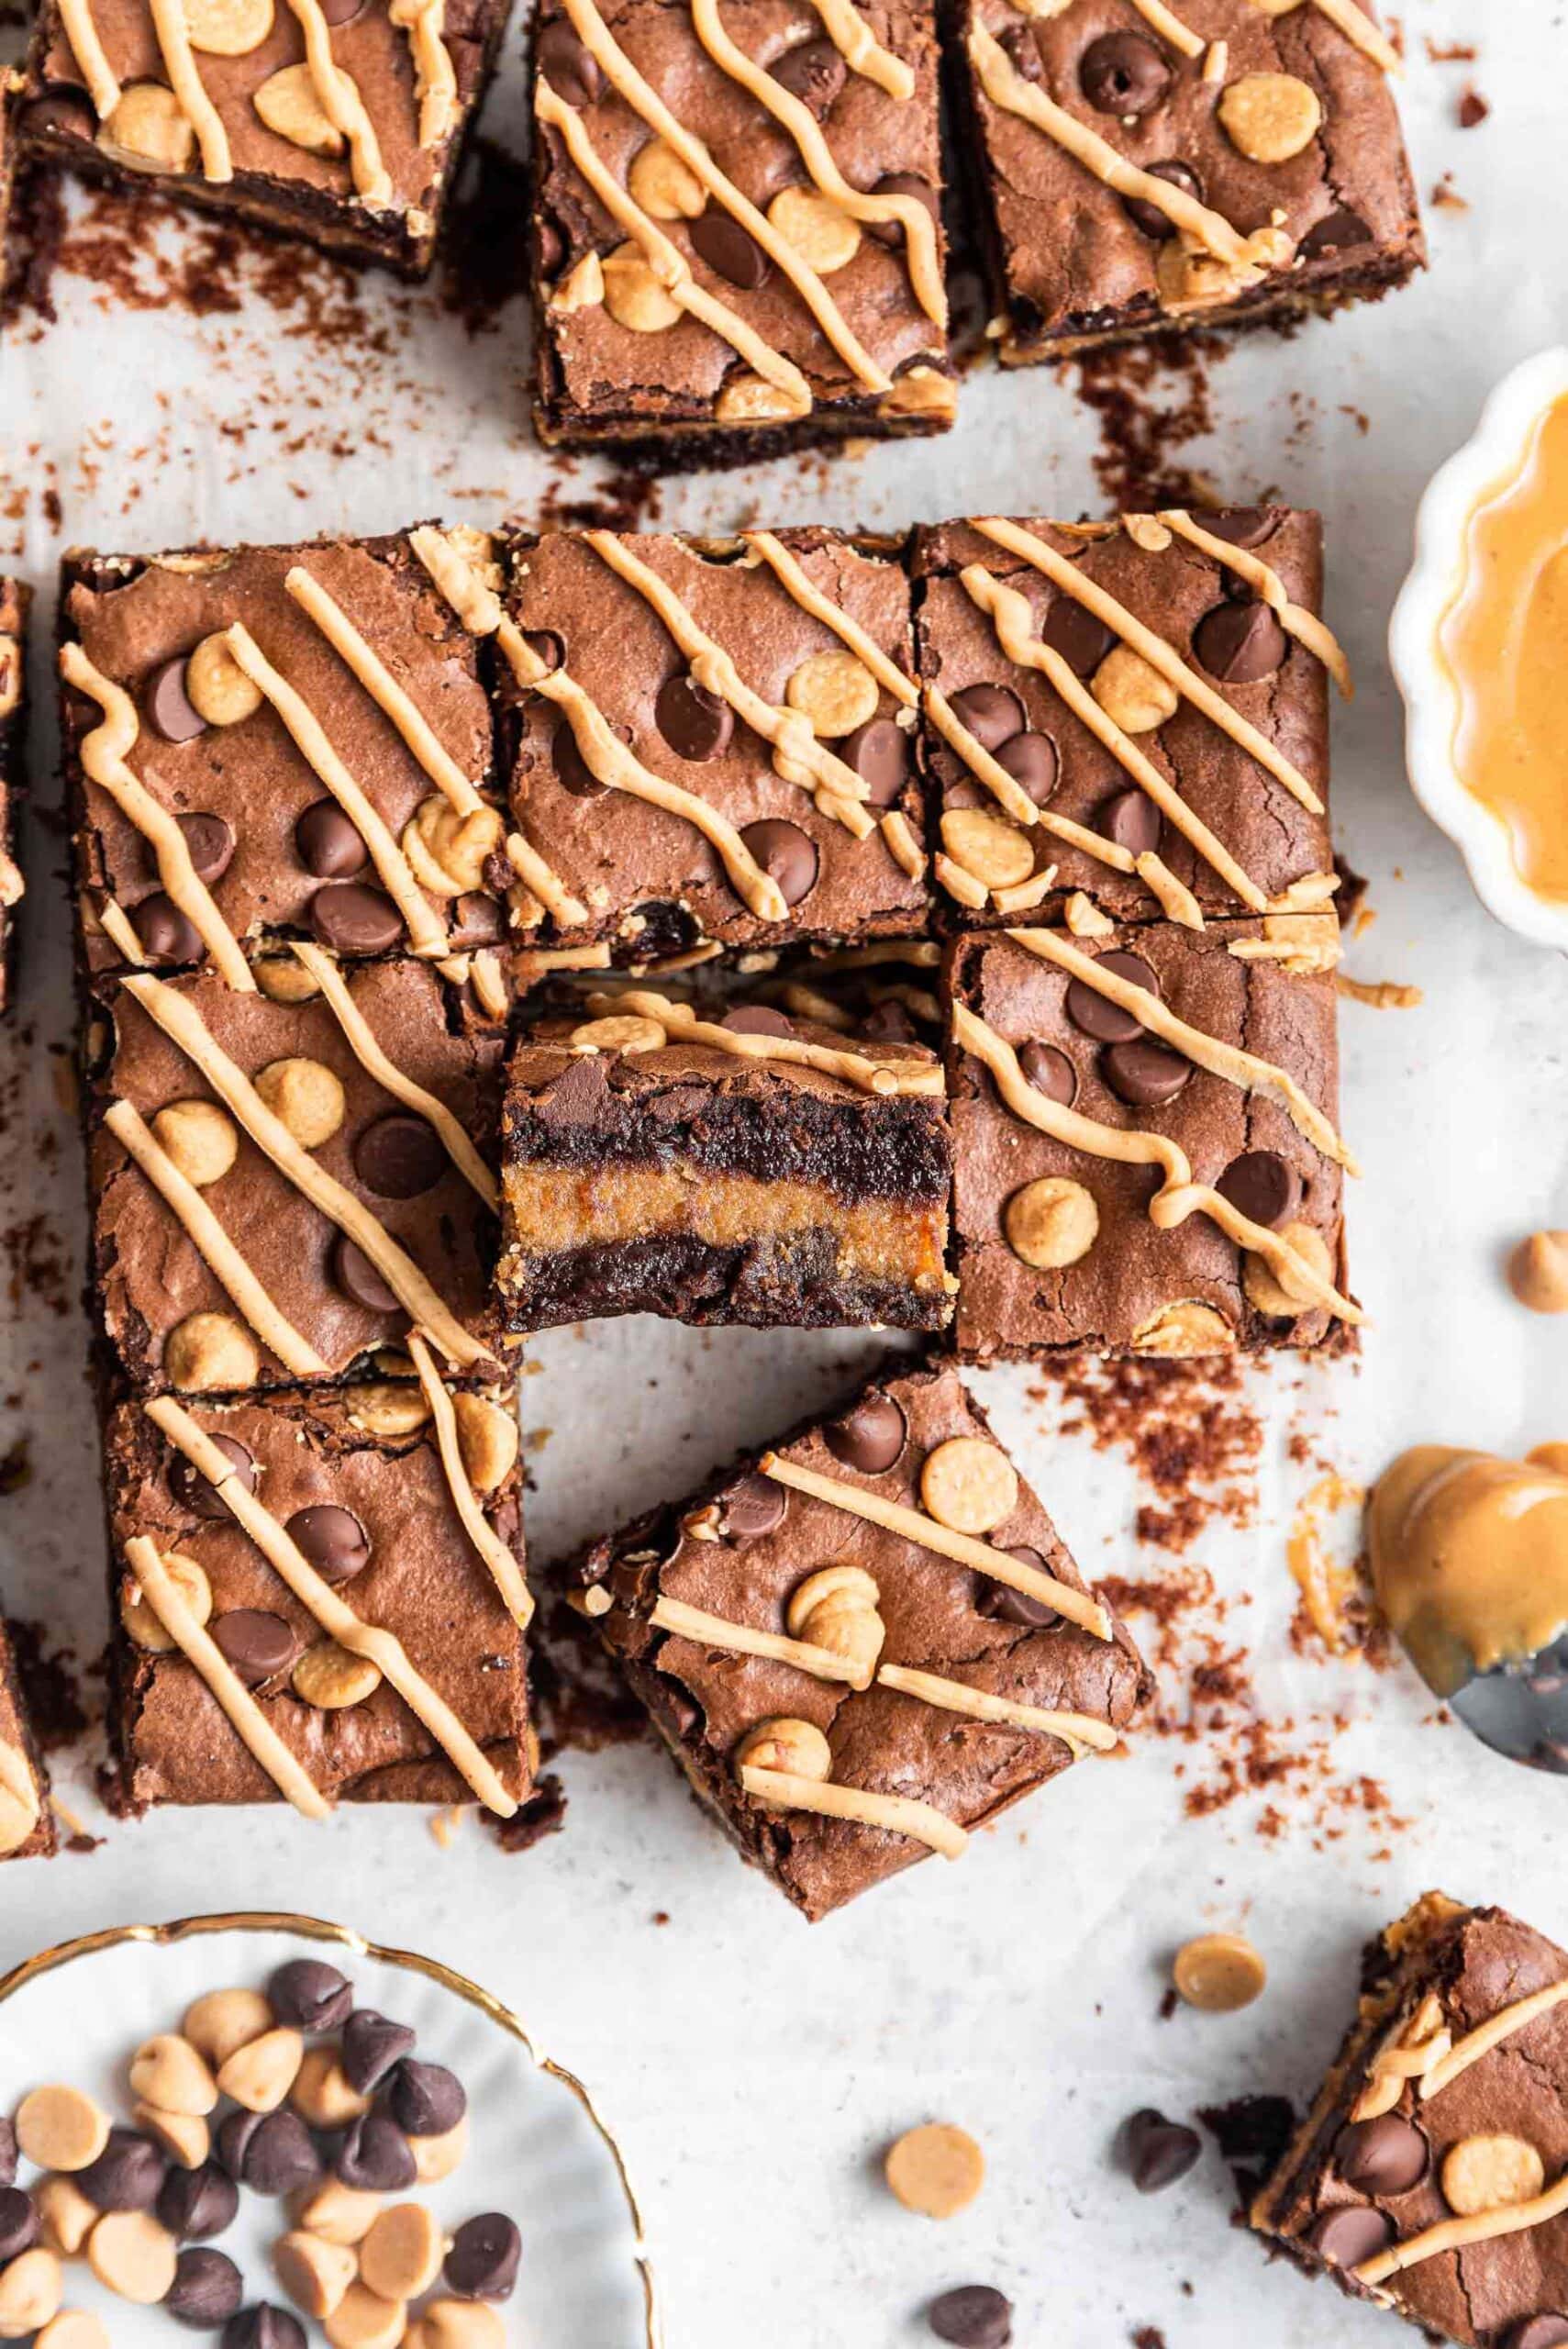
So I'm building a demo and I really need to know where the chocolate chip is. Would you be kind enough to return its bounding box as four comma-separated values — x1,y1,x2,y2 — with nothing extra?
170,1433,257,1520
1200,507,1279,551
740,818,817,907
452,892,506,947
336,2113,416,2193
860,1000,917,1044
949,682,1025,752
146,655,208,742
1502,2321,1568,2349
864,172,939,247
539,1054,610,1125
928,2285,1013,2348
1102,1036,1191,1107
445,2213,521,2302
551,712,617,798
978,1549,1061,1628
535,19,604,106
1041,595,1115,677
997,23,1040,81
655,673,733,763
1335,2114,1429,2197
223,2310,306,2349
212,1610,299,1688
319,0,365,18
295,800,368,880
132,893,204,965
1081,30,1172,116
178,813,236,885
353,1112,447,1199
158,2163,239,2243
237,2113,321,2198
267,1957,353,2032
216,2111,261,2182
1064,949,1158,1043
995,729,1058,806
21,86,97,139
1100,788,1162,854
840,717,907,806
824,1391,906,1475
690,212,769,290
388,2061,466,2137
0,2121,14,2190
1216,1150,1302,1230
167,2250,244,2329
284,1506,371,1586
716,1471,786,1542
310,883,404,955
1194,600,1287,684
1307,2205,1395,2268
533,215,565,278
329,1233,401,1314
769,35,844,114
1299,206,1372,261
1122,158,1202,239
1018,1040,1076,1106
342,2009,417,2094
721,1005,793,1038
81,2129,169,2211
1124,2108,1202,2193
0,2188,38,2263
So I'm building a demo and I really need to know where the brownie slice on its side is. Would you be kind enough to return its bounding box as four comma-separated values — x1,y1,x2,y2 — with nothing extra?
0,1617,55,1862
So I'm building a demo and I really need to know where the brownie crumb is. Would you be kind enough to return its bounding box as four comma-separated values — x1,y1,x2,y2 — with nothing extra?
1197,2093,1296,2210
1034,1356,1262,1554
485,1772,567,1854
1458,88,1490,129
1066,330,1229,511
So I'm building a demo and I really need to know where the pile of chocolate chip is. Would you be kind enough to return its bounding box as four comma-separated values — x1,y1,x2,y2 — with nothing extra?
0,1955,522,2349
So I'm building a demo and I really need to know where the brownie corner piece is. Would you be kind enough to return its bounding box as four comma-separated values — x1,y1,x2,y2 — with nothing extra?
952,0,1423,364
0,577,29,1015
529,0,954,460
0,1615,55,1862
578,1354,1150,1919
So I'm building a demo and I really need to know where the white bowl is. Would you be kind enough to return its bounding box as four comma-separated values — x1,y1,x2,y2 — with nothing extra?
1388,345,1568,952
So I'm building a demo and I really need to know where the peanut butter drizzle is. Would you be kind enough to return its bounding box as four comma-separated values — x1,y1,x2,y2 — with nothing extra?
875,1664,1119,1755
105,1098,330,1377
536,80,811,411
145,1394,519,1813
686,0,945,328
557,0,893,392
740,534,919,707
1336,972,1421,1009
222,624,448,959
504,829,589,930
124,1532,331,1819
1312,0,1401,73
1123,0,1203,58
285,0,393,206
802,0,912,96
409,525,789,922
284,566,483,817
404,1334,533,1630
121,972,495,1375
880,808,926,881
740,1761,967,1856
96,896,150,968
286,944,497,1208
758,1450,1115,1638
973,518,1326,816
56,0,121,116
388,0,457,146
651,1594,873,1689
952,999,1361,1326
588,988,942,1096
1155,512,1353,697
1356,2166,1568,2289
61,642,256,993
1368,1443,1568,1698
147,0,231,179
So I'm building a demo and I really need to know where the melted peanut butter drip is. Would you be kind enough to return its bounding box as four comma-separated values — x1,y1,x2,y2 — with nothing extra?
56,0,121,115
284,0,393,206
387,0,457,146
588,988,942,1096
875,1664,1119,1755
147,0,231,178
740,1761,967,1856
1368,1443,1568,1698
802,0,912,95
284,566,483,816
1154,512,1352,696
404,1334,533,1630
505,829,589,930
651,1594,873,1689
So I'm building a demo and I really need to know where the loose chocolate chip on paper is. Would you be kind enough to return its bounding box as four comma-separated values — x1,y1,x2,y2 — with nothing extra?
948,682,1024,752
170,1433,256,1520
977,1551,1060,1628
995,730,1058,806
1216,1150,1301,1231
178,813,237,885
1080,29,1172,116
329,1235,402,1315
1041,596,1115,678
167,2249,245,2329
211,1610,299,1689
444,2213,521,2303
655,673,734,763
1122,158,1202,239
309,884,404,956
132,893,204,966
1307,2204,1394,2269
388,2062,466,2138
1018,1040,1076,1106
1123,2108,1202,2193
336,2114,416,2194
0,2188,39,2262
222,2307,307,2349
81,2130,170,2213
690,212,769,290
1102,1036,1191,1107
717,1472,787,1543
268,1959,353,2033
535,19,604,106
740,819,818,907
1335,2114,1429,2197
1100,788,1162,855
295,801,369,881
146,655,209,743
840,717,907,805
1194,601,1286,684
157,2163,239,2243
825,1391,907,1475
770,34,845,114
284,1506,371,1586
1064,950,1158,1044
353,1113,447,1200
720,1006,793,1038
928,2283,1013,2347
342,2010,417,2095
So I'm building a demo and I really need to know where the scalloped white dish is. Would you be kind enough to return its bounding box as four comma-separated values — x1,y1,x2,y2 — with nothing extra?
1389,345,1568,952
0,1915,658,2349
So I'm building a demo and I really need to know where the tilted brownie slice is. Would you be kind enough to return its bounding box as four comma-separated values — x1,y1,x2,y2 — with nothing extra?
948,0,1422,365
0,578,28,1015
498,992,953,1331
1253,1893,1568,2349
0,1616,54,1863
103,1375,530,1813
573,1356,1150,1919
946,921,1355,1361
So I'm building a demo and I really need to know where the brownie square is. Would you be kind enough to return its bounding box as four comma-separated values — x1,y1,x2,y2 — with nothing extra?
19,0,513,276
530,0,953,461
500,528,929,966
913,508,1337,930
103,1378,530,1809
946,921,1352,1361
86,956,505,1395
950,0,1423,364
60,533,513,989
0,578,29,1016
576,1356,1150,1919
0,1616,54,1863
498,993,953,1331
1253,1893,1568,2348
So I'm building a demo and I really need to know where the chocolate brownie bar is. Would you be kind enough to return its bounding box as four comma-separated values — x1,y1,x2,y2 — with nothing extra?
498,991,953,1331
951,0,1423,364
85,955,505,1395
104,1375,530,1812
946,921,1355,1361
575,1356,1150,1919
60,533,514,999
20,0,513,275
529,0,953,461
913,509,1340,931
0,1616,54,1862
0,579,28,1015
1253,1892,1568,2349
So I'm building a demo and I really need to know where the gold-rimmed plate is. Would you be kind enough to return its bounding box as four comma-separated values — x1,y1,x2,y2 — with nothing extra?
0,1911,658,2349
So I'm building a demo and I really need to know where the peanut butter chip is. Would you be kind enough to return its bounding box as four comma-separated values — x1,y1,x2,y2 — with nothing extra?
323,2280,406,2349
940,807,1035,892
1131,1300,1236,1357
292,1641,383,1711
132,2102,208,2169
884,2123,985,2219
627,137,705,220
767,185,861,273
293,2181,384,2246
255,957,322,1006
121,1552,212,1653
1440,2132,1545,2217
1218,71,1322,163
183,1987,273,2069
878,366,957,421
88,2210,178,2304
1173,1931,1266,2011
734,1716,831,1778
164,1311,261,1394
714,373,806,424
1004,1175,1099,1269
451,1392,519,1495
601,242,682,332
35,2177,98,2257
97,83,195,173
217,2025,304,2113
411,2303,505,2349
1243,1221,1331,1318
17,2088,112,2175
343,1381,431,1437
785,649,879,739
185,631,263,723
275,2231,359,2321
254,62,346,156
185,0,273,51
0,2249,63,2338
36,2313,110,2349
1091,645,1179,734
403,797,503,897
786,1564,884,1676
128,2034,219,2118
1508,1230,1568,1315
292,2048,372,2132
568,1015,667,1053
360,2204,446,2301
919,1437,1019,1536
409,2120,467,2185
254,1057,346,1149
150,1098,239,1187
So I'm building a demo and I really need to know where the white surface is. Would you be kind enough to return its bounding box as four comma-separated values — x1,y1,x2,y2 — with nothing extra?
2,7,1568,2347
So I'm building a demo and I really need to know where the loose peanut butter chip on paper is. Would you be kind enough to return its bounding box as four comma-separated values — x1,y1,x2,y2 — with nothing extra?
1172,1932,1266,2011
884,2122,985,2219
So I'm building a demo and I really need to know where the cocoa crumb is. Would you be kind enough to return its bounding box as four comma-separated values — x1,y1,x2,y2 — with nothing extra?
1035,1356,1262,1553
1458,88,1490,130
1130,2330,1167,2349
1065,330,1230,512
1430,174,1469,214
1424,38,1476,62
